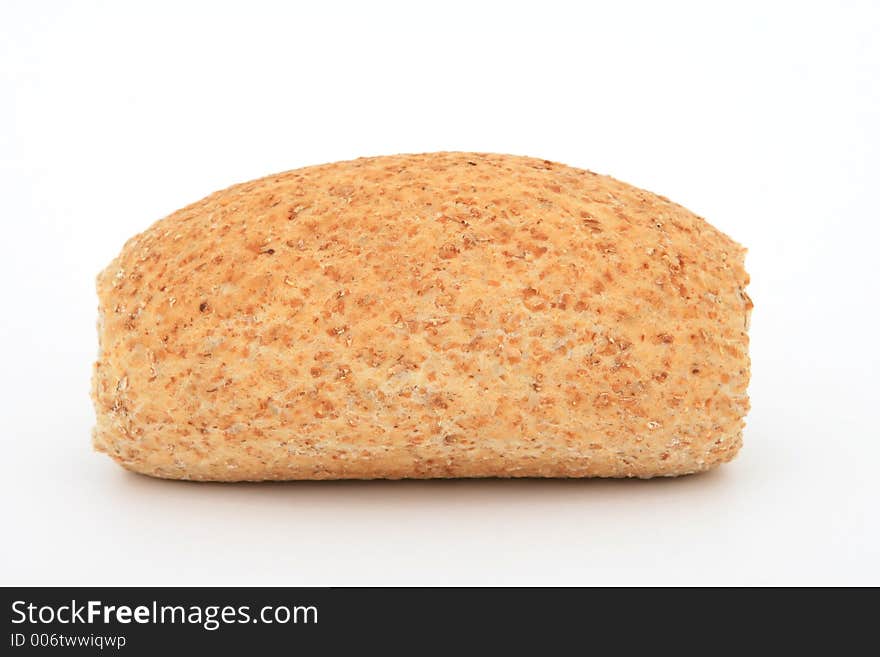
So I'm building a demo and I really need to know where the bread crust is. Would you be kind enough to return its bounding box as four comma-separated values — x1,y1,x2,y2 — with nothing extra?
92,152,751,480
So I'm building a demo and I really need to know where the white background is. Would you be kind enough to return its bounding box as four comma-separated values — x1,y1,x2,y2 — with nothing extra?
1,1,878,586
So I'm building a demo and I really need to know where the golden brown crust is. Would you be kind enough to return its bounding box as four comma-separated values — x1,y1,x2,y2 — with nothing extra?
91,152,751,480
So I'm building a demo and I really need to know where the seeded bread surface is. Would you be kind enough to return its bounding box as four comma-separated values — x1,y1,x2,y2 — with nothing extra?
92,152,751,480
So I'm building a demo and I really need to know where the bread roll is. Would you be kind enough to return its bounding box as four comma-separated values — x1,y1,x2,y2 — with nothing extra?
92,152,751,480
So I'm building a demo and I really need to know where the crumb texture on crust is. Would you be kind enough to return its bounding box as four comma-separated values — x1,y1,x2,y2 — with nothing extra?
91,152,751,481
